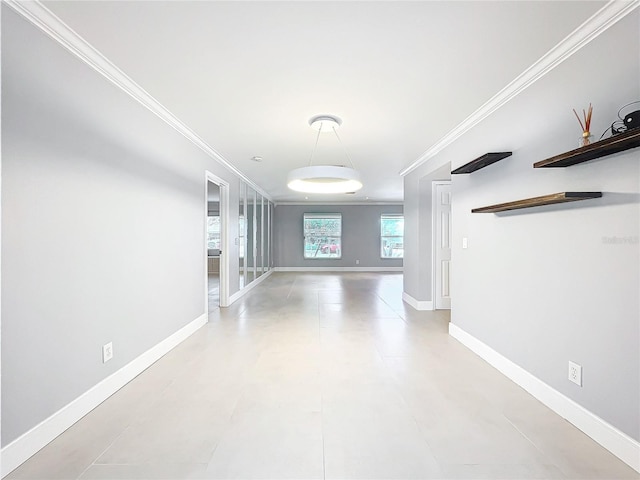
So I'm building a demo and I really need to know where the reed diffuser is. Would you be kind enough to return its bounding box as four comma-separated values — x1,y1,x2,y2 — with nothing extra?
573,104,593,147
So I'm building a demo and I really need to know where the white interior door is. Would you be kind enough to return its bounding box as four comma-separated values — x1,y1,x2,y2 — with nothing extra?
434,182,452,310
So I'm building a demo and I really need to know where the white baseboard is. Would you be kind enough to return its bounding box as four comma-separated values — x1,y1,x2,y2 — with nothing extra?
1,314,207,478
448,323,640,473
228,269,273,304
274,267,403,272
402,292,434,310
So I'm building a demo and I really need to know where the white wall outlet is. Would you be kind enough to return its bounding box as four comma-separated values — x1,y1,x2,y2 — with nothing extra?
355,259,360,265
568,361,582,386
462,237,468,249
103,342,113,363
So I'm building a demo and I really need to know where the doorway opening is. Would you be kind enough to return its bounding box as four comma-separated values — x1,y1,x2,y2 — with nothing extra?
205,172,230,314
207,181,221,311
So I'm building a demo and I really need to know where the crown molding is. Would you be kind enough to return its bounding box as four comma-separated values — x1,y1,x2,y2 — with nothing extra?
399,0,640,177
3,0,272,202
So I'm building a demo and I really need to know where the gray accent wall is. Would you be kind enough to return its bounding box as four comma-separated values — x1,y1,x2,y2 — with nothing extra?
274,204,403,269
1,8,247,446
405,11,639,440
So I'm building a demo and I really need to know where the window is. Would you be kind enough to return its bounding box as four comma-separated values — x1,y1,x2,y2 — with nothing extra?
304,213,342,259
381,214,403,258
207,215,221,250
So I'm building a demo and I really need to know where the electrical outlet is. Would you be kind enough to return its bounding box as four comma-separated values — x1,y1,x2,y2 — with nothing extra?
355,259,360,265
462,237,468,249
103,342,113,363
568,361,582,386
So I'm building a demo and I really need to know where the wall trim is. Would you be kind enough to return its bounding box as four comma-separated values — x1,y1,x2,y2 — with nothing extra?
0,4,3,474
275,267,403,273
402,292,434,311
0,314,207,478
275,202,404,207
228,269,273,304
399,0,640,177
3,0,272,203
448,323,640,473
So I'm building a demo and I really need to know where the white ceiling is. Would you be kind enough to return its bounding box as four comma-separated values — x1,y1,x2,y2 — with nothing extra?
42,0,605,203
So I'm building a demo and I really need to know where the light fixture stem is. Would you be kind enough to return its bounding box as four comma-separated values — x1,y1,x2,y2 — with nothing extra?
308,126,322,166
332,127,355,168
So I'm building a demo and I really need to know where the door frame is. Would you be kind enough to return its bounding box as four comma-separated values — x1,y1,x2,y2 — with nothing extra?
432,180,452,310
205,171,230,310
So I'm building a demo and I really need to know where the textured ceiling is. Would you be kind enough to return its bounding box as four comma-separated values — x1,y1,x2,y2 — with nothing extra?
42,0,606,203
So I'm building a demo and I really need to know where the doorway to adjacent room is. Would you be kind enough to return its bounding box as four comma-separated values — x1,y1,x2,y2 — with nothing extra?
206,172,230,312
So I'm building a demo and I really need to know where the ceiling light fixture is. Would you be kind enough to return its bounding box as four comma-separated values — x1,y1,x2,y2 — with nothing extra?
287,115,363,194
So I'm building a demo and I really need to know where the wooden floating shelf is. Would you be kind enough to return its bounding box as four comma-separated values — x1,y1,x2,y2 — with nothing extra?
451,152,512,174
534,128,640,168
472,192,602,213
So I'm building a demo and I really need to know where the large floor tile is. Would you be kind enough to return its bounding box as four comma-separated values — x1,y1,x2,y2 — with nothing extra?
78,463,207,480
323,405,443,479
5,419,125,480
203,410,324,479
95,403,231,465
503,404,640,479
439,463,565,479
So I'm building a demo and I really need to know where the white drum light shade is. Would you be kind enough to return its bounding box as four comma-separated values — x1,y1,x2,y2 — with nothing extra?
309,115,342,132
288,114,362,194
287,165,363,194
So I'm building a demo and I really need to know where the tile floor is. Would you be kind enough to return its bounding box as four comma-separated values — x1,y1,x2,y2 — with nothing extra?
208,274,219,311
6,273,639,480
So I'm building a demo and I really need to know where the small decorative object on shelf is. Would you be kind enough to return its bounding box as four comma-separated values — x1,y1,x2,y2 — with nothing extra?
580,132,593,147
573,103,593,147
534,128,640,168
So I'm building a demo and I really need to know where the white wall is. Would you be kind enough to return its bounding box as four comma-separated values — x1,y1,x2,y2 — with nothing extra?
1,7,247,447
411,11,639,442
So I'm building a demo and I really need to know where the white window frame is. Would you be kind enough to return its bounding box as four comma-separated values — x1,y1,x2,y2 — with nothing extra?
303,213,342,259
380,214,404,259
